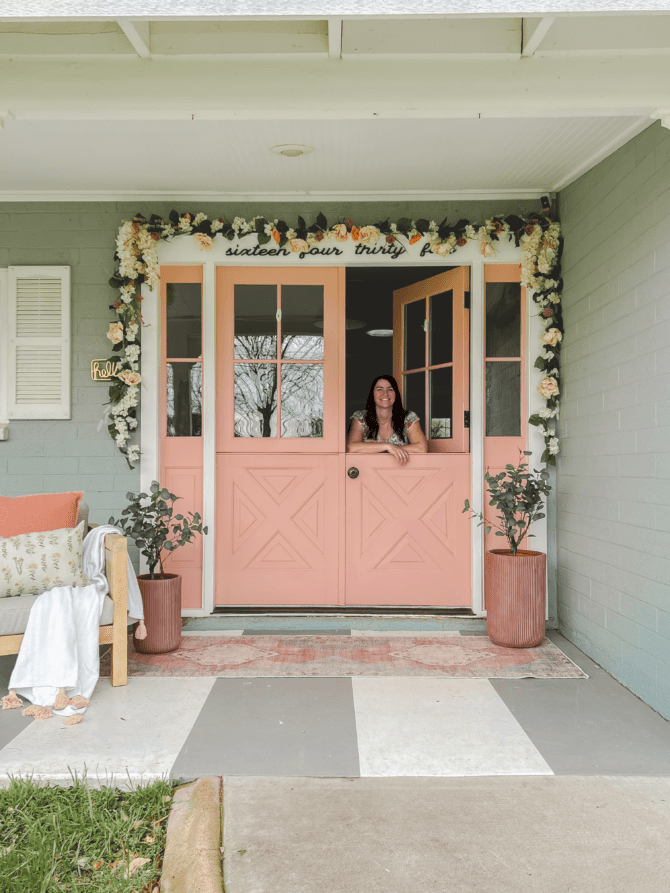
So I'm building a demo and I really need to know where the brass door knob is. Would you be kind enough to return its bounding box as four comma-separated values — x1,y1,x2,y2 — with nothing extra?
347,467,360,479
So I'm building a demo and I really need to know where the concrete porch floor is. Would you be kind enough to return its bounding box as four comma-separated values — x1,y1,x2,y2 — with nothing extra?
0,620,668,785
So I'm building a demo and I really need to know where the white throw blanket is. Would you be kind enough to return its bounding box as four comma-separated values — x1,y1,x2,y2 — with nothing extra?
9,525,143,716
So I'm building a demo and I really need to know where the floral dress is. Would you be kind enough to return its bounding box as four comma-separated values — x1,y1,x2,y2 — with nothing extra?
350,410,419,445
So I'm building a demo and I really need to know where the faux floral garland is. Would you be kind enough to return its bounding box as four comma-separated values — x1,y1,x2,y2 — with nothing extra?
106,210,563,468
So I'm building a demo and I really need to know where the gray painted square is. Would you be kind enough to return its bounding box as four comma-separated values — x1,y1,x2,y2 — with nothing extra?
170,678,360,780
491,633,670,775
0,654,32,749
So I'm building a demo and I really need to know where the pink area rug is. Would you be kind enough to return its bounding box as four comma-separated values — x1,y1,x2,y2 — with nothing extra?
100,635,587,679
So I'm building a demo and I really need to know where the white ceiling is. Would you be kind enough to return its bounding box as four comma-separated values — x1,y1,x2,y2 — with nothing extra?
0,10,665,199
0,115,652,198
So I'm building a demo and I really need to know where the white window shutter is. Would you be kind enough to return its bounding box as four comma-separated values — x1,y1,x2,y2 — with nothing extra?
7,266,71,420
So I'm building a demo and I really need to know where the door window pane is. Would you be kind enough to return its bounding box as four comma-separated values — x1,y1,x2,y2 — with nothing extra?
281,285,324,360
166,283,202,359
281,364,324,437
234,284,277,360
404,299,426,371
486,282,521,358
403,371,425,423
430,290,453,366
234,364,277,437
486,361,521,436
166,362,202,436
430,366,453,439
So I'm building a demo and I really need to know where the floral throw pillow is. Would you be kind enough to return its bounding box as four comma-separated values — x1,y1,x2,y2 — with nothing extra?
0,521,90,598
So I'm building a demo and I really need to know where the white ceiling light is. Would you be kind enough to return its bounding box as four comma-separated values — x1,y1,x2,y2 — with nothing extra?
270,144,314,157
367,329,394,337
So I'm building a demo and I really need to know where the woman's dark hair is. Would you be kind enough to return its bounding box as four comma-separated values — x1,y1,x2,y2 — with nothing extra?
364,374,408,441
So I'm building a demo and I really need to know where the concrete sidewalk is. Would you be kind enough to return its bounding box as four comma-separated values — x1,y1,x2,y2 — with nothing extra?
221,775,670,893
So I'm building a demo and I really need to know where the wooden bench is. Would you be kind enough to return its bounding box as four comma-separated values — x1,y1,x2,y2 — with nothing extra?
0,533,129,687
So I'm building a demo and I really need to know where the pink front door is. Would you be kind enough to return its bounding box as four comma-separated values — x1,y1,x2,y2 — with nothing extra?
344,454,471,606
215,265,472,609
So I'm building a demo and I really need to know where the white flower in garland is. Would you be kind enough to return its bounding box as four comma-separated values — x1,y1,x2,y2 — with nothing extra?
548,437,560,455
193,212,207,226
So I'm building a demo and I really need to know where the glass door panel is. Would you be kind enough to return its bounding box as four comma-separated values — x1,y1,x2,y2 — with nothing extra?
430,365,453,440
393,268,469,453
404,298,426,371
218,267,343,453
429,290,453,366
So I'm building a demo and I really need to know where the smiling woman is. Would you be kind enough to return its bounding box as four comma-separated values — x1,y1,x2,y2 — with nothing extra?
347,374,428,466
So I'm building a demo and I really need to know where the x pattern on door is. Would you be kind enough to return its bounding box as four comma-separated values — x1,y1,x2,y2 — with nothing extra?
346,456,470,606
218,455,339,605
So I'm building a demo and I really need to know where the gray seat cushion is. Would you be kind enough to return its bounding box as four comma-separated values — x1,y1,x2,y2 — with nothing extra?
0,593,115,637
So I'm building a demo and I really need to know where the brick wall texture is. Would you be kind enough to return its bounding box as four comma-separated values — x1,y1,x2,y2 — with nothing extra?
557,121,670,720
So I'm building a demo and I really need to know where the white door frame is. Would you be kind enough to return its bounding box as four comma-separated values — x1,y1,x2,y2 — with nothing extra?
141,236,546,617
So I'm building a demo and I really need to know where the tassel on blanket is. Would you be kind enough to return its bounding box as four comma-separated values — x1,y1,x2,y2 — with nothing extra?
135,620,148,640
2,690,23,710
63,714,83,726
22,705,53,720
54,688,71,710
70,695,90,709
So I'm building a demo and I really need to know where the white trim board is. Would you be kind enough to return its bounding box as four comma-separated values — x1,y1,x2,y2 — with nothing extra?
0,189,552,203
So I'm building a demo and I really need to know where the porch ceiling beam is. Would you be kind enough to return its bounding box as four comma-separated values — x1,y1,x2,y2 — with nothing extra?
2,56,669,114
521,16,555,57
117,19,151,58
328,18,343,59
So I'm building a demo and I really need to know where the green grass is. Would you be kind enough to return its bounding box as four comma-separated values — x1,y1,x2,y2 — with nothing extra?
0,776,174,892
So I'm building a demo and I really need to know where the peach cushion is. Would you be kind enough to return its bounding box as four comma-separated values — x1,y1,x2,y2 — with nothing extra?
0,491,84,537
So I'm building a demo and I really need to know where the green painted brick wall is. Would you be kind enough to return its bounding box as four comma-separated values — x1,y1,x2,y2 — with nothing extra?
557,120,670,720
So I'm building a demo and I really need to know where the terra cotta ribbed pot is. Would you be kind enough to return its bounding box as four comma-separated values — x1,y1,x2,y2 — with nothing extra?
133,573,182,654
485,549,546,648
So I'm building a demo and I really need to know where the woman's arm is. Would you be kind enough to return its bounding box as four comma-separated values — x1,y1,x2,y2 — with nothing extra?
404,418,428,453
346,418,412,465
346,418,393,454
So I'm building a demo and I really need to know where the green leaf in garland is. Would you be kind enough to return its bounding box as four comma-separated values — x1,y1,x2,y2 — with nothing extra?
504,214,524,232
396,217,412,233
276,220,288,234
279,235,288,249
454,219,469,232
316,212,328,230
415,218,429,234
528,414,543,427
225,229,235,242
255,217,266,233
297,216,307,232
169,210,180,226
257,232,271,246
534,356,547,370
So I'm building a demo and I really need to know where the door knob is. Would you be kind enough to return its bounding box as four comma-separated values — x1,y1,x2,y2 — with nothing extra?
347,467,360,479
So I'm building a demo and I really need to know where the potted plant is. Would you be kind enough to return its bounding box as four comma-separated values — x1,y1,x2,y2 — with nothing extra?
464,452,552,647
110,482,207,654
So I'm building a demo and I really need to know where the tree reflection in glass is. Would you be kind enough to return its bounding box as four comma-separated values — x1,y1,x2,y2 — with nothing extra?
234,363,277,437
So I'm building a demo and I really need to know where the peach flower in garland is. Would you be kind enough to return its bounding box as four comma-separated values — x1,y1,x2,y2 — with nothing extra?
106,322,124,344
117,370,142,386
409,231,422,245
538,376,560,399
288,239,310,254
480,241,495,258
359,225,380,244
351,226,362,242
272,229,281,244
193,233,214,251
331,223,349,242
541,328,563,347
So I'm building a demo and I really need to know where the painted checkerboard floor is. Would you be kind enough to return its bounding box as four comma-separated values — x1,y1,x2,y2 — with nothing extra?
1,627,668,785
